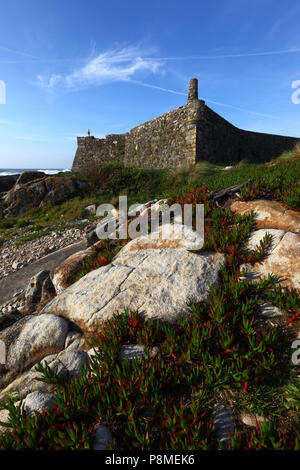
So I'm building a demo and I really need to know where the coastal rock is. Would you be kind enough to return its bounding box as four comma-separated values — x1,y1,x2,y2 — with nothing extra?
0,174,18,193
52,246,94,294
22,391,55,416
42,227,224,333
0,349,85,402
241,230,300,294
43,349,89,380
117,344,160,361
3,176,90,218
25,270,54,309
0,368,54,402
64,330,83,349
0,408,10,435
3,314,69,371
230,200,300,232
118,344,146,361
0,311,23,333
92,424,113,450
121,223,204,252
242,228,285,251
15,171,46,186
212,402,234,446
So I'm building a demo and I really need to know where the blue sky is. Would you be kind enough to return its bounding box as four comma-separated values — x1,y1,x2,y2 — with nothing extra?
0,0,300,169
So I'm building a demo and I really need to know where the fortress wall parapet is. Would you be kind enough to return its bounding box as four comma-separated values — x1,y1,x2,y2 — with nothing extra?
72,78,300,171
72,134,126,172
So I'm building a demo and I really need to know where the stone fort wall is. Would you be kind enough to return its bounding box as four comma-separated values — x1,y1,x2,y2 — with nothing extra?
72,79,299,171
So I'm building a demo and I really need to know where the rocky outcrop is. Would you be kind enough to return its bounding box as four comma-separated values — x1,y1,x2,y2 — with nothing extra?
0,174,18,193
230,200,300,232
42,226,224,333
15,171,46,186
3,176,90,218
241,229,300,294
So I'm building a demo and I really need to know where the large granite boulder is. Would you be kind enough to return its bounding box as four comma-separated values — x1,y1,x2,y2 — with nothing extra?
3,176,90,218
230,200,300,232
42,225,224,333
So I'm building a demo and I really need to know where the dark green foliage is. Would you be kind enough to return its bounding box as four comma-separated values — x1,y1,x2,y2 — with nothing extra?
0,233,298,450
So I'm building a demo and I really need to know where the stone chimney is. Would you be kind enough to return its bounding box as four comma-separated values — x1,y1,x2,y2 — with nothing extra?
187,78,198,102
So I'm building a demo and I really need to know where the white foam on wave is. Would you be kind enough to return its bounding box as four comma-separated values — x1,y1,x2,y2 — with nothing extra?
38,169,70,175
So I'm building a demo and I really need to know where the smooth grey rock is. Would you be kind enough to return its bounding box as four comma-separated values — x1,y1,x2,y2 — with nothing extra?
212,402,234,446
22,391,55,416
119,344,145,361
6,314,69,371
44,349,89,379
92,424,113,450
259,302,284,318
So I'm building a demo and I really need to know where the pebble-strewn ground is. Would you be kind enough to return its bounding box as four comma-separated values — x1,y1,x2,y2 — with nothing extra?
0,228,85,279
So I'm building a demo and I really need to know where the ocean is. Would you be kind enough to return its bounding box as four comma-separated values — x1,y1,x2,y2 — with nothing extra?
0,168,70,176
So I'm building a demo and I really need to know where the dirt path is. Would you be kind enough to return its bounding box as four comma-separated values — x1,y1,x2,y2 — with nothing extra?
0,240,86,305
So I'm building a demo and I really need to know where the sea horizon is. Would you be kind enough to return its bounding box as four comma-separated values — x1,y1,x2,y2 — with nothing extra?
0,168,70,176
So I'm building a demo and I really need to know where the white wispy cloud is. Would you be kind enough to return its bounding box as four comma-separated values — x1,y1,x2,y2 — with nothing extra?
145,48,300,60
37,45,163,90
0,44,39,59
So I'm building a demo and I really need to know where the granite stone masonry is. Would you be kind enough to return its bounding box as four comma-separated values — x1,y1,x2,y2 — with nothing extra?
72,78,299,171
